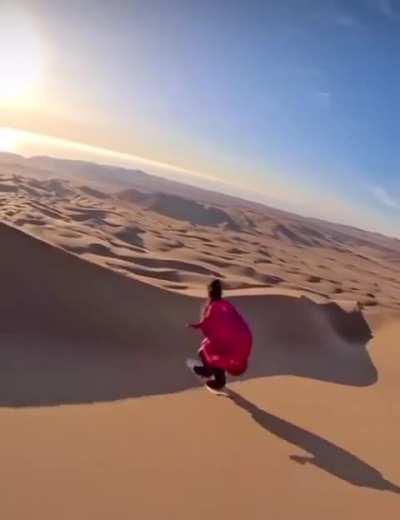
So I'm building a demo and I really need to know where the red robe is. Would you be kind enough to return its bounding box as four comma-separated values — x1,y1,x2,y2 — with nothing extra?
193,299,252,376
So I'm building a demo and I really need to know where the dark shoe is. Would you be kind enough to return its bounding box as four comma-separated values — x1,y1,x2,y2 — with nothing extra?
186,358,208,379
194,366,209,378
206,379,226,392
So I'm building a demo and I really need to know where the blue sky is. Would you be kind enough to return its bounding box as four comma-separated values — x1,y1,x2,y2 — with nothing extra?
2,0,400,235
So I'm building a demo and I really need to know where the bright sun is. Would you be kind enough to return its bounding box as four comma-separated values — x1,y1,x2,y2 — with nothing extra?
0,128,19,153
0,6,42,106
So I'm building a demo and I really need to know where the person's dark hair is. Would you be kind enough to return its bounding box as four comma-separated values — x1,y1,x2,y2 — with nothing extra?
208,278,222,301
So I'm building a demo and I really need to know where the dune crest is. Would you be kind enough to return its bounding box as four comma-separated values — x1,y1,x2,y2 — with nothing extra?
0,221,376,406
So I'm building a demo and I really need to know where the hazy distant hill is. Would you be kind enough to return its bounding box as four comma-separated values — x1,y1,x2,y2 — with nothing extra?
26,155,269,212
117,188,239,229
1,152,399,254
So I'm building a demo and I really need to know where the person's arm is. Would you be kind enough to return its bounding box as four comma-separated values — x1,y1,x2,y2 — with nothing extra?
187,302,212,330
187,322,202,329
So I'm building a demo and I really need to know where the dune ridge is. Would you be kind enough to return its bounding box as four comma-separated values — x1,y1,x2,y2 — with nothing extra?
0,220,378,407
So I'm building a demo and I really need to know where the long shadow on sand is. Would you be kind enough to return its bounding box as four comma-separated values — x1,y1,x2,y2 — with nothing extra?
0,294,376,407
235,294,376,388
228,390,400,494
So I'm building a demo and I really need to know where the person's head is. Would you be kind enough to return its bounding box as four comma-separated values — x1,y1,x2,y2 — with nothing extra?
208,278,223,301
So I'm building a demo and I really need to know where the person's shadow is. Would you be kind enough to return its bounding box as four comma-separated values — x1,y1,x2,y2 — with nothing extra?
227,390,400,494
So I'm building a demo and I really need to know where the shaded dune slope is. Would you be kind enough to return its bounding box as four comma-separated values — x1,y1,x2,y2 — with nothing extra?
117,189,239,229
0,223,375,407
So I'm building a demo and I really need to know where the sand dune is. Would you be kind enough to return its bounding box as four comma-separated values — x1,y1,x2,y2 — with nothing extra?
1,155,400,518
118,188,239,229
0,220,399,519
1,165,400,308
0,221,376,406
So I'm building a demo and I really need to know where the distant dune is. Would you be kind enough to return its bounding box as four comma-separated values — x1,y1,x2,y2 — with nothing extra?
117,188,239,229
1,155,400,308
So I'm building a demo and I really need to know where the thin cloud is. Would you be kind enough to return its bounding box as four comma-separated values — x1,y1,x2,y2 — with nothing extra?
375,0,400,20
370,185,400,209
316,90,331,100
315,90,332,109
308,4,363,30
379,0,394,17
335,14,359,28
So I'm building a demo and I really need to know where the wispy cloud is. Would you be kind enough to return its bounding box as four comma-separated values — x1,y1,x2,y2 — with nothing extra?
380,0,393,17
317,90,331,98
370,185,400,209
375,0,400,20
335,14,360,28
315,90,332,109
308,4,364,30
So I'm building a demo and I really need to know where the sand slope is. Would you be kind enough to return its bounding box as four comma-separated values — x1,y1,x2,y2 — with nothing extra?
0,322,399,518
0,221,377,406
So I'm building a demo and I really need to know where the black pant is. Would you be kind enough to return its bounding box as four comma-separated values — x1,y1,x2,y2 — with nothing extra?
197,351,226,389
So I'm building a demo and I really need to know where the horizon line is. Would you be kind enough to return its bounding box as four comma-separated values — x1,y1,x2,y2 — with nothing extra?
0,126,396,240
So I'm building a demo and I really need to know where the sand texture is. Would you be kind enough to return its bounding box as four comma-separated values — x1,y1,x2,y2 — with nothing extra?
0,154,399,518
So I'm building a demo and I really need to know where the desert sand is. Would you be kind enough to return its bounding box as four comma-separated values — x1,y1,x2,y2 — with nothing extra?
0,154,399,518
1,154,400,309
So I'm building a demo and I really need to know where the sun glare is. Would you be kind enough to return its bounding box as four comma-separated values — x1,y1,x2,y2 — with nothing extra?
0,128,19,153
0,6,42,106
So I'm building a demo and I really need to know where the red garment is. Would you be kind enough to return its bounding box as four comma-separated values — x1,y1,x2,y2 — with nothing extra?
193,299,252,376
